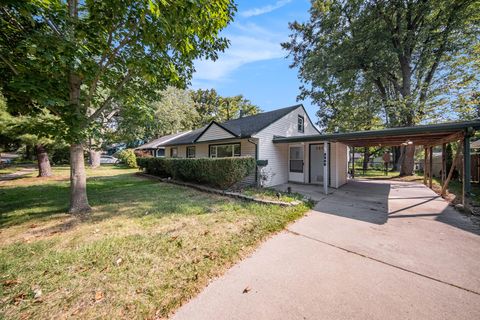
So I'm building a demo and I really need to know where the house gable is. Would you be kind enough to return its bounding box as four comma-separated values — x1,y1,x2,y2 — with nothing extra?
253,105,319,139
196,122,237,142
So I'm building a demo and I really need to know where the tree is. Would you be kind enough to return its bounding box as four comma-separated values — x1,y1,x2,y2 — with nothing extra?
0,0,236,215
283,0,479,175
191,88,261,126
112,86,199,145
0,91,60,177
152,87,199,136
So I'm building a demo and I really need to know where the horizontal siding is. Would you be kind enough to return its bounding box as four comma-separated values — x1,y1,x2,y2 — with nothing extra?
254,106,318,187
197,123,235,142
335,143,348,188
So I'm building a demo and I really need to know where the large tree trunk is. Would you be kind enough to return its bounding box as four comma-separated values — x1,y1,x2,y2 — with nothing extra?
362,147,370,173
400,145,415,176
69,143,91,215
391,146,401,171
35,144,52,177
89,149,101,168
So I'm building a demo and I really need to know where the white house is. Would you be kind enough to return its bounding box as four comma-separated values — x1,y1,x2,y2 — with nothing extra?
143,104,349,190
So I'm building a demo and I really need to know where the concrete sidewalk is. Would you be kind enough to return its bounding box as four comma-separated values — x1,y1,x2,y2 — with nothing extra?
172,180,480,320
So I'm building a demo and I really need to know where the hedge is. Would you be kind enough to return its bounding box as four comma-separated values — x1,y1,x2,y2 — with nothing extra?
137,156,256,189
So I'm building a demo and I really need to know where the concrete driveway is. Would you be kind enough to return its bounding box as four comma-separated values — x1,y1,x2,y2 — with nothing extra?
172,180,480,320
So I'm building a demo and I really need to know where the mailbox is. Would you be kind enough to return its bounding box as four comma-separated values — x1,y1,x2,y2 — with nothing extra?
256,159,268,166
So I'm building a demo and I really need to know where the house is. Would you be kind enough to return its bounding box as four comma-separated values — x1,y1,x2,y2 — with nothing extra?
135,132,190,158
148,104,349,189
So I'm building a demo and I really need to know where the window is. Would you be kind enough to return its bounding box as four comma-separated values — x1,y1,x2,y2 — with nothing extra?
209,143,241,158
298,115,304,133
186,146,196,158
170,147,178,158
156,149,165,157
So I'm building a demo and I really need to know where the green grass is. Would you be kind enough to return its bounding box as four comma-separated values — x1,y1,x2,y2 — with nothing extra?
0,166,21,175
0,166,308,319
411,173,480,206
242,187,306,203
353,168,400,179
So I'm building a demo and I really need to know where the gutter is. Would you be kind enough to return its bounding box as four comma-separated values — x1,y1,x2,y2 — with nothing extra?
273,120,480,144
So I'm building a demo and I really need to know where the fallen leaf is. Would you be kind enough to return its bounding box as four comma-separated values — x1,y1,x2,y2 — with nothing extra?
94,290,104,302
13,293,27,305
3,279,21,287
242,286,251,294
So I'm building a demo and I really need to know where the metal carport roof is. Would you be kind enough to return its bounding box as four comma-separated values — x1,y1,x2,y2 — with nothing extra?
272,120,480,147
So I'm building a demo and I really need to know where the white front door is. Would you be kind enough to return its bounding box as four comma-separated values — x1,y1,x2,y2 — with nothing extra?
289,145,304,182
309,144,324,184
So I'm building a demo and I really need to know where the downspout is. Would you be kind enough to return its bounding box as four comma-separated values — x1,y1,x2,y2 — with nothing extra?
247,138,259,184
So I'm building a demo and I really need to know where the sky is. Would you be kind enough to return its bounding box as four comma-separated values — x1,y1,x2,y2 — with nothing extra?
190,0,318,121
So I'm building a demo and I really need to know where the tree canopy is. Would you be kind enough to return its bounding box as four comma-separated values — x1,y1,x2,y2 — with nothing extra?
283,0,479,130
191,88,261,127
0,0,236,213
283,0,479,175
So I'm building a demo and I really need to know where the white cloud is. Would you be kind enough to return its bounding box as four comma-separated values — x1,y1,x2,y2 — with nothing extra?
240,0,292,18
192,23,286,83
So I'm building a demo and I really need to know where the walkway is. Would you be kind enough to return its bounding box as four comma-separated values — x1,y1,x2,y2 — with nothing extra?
172,180,480,320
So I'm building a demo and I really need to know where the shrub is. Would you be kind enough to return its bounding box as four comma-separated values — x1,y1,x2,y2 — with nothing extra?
137,157,256,189
117,149,138,168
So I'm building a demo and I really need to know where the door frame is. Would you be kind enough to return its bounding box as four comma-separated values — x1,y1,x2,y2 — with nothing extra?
309,143,324,184
288,144,305,183
308,142,331,187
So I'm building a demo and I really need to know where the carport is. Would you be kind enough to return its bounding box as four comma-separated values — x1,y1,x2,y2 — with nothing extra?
273,120,480,205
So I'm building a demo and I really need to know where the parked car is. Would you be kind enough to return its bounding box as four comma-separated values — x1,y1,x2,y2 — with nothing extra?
100,155,119,164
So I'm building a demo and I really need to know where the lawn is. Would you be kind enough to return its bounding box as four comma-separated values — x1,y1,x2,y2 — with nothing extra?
0,166,309,319
242,187,306,203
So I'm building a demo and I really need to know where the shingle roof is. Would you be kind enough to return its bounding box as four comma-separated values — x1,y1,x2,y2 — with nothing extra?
163,104,304,146
135,131,190,149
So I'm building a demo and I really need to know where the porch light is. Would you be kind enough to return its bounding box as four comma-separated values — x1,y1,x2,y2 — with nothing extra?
402,140,413,145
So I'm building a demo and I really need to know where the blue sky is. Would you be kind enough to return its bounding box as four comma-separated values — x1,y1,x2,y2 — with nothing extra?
190,0,318,122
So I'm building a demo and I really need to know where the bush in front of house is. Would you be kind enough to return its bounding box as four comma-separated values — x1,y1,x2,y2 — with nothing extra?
117,149,138,168
137,157,256,189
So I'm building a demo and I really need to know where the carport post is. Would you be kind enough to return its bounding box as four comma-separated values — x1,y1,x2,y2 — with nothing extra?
464,135,471,197
351,147,355,179
442,143,446,184
429,146,433,189
423,147,428,186
323,142,329,195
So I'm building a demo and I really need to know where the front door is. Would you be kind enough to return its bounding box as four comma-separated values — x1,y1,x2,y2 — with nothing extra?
289,145,304,182
309,144,324,184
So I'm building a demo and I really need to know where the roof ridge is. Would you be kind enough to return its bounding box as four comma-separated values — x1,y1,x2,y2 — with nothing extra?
221,104,302,125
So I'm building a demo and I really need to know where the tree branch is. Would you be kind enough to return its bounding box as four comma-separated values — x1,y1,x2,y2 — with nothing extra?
0,53,19,75
85,24,137,110
87,71,133,123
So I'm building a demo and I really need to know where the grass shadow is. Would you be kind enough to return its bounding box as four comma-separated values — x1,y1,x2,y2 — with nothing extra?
0,173,235,229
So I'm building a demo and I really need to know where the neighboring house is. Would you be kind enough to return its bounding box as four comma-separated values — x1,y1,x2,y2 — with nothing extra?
144,104,349,188
135,132,190,157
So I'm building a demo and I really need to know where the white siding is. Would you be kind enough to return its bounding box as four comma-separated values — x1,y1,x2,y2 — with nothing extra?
196,123,235,142
335,143,348,188
330,143,337,188
253,106,319,187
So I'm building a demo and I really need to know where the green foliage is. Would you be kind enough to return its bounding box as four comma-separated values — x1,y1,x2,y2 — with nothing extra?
283,0,479,130
114,86,199,144
137,157,256,189
0,1,236,142
191,89,261,127
118,149,138,168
